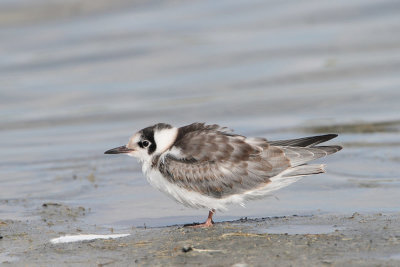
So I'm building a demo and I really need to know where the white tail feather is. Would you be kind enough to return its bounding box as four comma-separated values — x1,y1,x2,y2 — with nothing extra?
241,164,325,200
281,164,325,177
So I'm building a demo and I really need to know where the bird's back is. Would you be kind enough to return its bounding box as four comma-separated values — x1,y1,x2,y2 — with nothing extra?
155,123,341,201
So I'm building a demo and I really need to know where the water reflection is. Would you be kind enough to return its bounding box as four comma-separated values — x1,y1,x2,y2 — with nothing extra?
1,0,400,227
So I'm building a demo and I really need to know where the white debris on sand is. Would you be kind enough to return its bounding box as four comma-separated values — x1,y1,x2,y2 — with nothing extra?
50,234,130,244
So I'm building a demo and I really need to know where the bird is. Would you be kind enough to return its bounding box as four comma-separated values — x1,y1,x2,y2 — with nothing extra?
105,123,342,227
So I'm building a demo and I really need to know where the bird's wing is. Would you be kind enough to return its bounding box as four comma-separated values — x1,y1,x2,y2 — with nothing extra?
269,134,342,167
279,145,342,167
268,134,338,147
158,124,291,198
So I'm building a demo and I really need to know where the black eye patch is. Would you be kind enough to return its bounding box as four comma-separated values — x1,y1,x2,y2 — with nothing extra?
140,128,156,154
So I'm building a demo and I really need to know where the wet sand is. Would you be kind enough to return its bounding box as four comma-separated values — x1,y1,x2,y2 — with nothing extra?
1,203,400,266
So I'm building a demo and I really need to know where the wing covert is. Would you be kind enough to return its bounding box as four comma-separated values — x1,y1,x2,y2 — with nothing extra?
157,124,291,198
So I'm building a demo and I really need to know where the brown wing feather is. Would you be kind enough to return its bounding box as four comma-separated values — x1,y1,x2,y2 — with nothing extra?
158,124,290,198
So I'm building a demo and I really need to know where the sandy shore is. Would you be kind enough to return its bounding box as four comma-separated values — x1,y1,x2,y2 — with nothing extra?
1,203,400,266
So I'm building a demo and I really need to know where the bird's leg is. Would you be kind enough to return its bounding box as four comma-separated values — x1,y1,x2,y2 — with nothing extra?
189,209,215,228
204,209,215,226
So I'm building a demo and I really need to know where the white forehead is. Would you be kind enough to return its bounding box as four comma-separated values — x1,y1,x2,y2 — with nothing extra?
128,132,141,145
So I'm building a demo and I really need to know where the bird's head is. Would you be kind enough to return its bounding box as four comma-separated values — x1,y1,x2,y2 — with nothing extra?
104,123,178,163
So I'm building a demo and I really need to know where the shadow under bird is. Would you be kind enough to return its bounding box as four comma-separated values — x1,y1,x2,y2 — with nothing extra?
105,123,342,227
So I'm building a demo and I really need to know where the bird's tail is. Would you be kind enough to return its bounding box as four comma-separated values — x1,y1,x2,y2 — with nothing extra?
280,164,325,178
241,164,325,200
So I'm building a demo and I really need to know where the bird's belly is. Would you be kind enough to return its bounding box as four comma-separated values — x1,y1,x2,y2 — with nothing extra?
143,168,233,210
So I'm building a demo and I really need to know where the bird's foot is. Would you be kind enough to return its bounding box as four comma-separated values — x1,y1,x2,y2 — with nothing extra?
185,219,214,228
184,209,215,228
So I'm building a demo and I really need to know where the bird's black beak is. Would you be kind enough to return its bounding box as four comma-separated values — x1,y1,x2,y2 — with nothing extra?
104,145,134,154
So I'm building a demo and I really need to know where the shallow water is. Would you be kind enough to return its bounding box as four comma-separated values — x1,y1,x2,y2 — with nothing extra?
388,254,400,260
1,0,400,227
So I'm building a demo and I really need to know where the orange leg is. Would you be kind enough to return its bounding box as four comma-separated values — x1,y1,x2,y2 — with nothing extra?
189,209,215,228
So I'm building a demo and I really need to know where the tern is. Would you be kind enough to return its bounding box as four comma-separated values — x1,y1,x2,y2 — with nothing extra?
105,123,341,227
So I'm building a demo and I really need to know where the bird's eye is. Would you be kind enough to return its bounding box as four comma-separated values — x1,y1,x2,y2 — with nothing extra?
142,140,150,147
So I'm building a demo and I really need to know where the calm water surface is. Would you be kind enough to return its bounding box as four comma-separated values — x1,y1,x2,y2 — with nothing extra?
1,0,400,227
